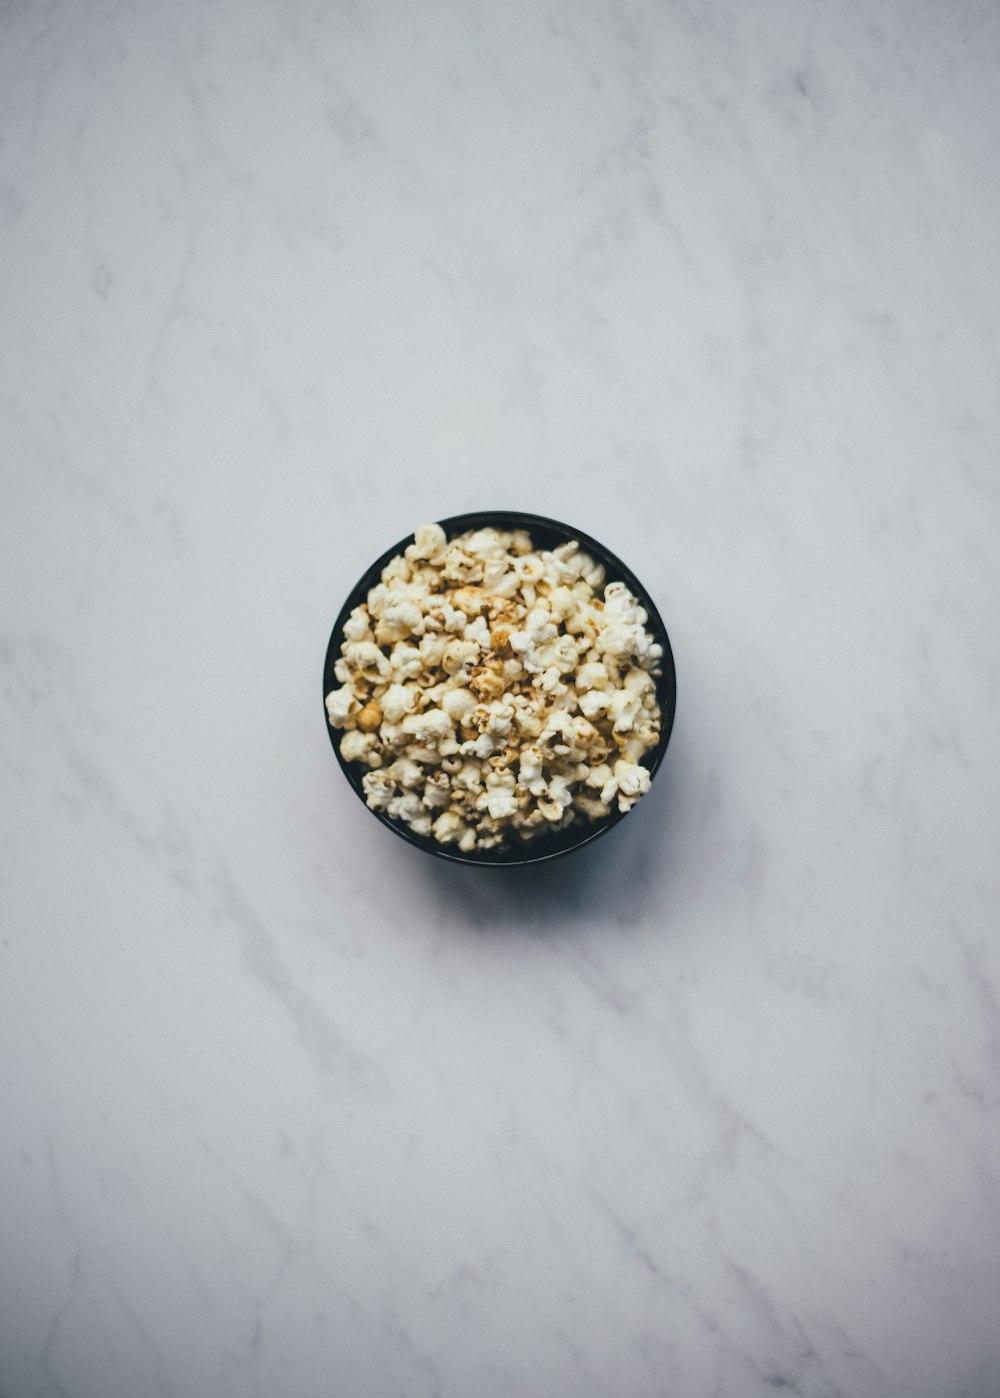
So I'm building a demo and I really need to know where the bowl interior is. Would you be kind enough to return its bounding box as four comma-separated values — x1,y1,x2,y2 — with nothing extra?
323,510,676,866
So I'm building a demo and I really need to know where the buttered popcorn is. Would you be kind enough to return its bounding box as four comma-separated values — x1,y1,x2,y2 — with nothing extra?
326,523,663,851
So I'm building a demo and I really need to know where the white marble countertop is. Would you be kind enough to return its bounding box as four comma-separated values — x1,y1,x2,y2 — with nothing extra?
3,2,1000,1395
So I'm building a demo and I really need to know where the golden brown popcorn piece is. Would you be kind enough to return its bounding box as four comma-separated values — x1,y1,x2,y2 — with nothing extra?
469,662,507,702
489,598,521,653
356,699,383,732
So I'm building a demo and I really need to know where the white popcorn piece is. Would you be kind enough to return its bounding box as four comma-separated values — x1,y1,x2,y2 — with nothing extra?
342,640,391,682
547,585,577,620
509,609,558,673
596,623,637,659
432,809,467,844
325,684,358,728
422,773,452,809
408,522,447,561
541,710,575,745
568,715,601,749
451,585,488,616
547,773,574,811
538,666,566,696
483,558,519,596
419,633,449,667
361,769,395,809
442,605,468,634
381,683,417,723
551,634,579,672
537,792,567,822
441,544,481,583
518,745,547,796
578,689,611,721
387,790,425,824
379,591,425,640
511,698,543,738
343,606,372,642
476,768,517,820
513,553,546,583
455,760,484,792
600,758,652,812
381,555,413,586
442,637,480,675
460,732,496,761
326,522,664,847
400,708,454,745
464,614,491,649
388,642,423,680
385,756,423,788
340,730,381,766
581,558,606,588
418,680,451,707
614,759,651,799
576,661,610,692
478,787,519,820
441,686,477,722
406,745,444,765
464,528,505,558
624,666,656,695
607,690,642,734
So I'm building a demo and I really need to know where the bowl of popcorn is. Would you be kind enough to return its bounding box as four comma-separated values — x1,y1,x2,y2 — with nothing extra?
323,511,676,866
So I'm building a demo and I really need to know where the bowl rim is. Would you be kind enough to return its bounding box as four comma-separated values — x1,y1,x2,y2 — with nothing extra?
323,510,676,867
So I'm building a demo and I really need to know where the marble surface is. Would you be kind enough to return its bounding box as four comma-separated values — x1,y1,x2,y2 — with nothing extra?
3,1,1000,1394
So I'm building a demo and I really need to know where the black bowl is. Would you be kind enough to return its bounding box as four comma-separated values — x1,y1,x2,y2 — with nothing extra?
323,511,676,866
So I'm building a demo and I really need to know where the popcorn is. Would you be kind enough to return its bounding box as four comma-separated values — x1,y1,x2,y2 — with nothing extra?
442,638,480,675
432,809,468,843
339,641,390,683
469,662,506,702
422,773,452,808
578,689,610,721
361,770,394,809
483,558,519,596
400,708,453,745
385,756,423,788
441,686,477,721
327,523,664,848
419,633,449,668
388,643,423,680
607,690,642,734
408,522,447,561
339,730,381,766
325,684,358,728
381,683,417,723
356,699,383,732
343,607,373,642
518,743,543,779
374,592,425,644
575,661,609,692
599,759,652,811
